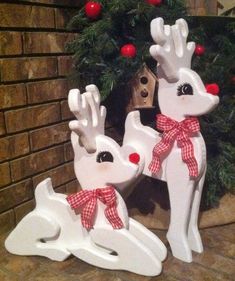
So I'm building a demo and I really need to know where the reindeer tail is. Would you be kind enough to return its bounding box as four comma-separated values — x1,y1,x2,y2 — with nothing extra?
34,178,55,206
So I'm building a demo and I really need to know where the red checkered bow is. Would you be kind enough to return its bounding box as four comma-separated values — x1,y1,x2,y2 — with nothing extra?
148,114,200,178
66,186,124,230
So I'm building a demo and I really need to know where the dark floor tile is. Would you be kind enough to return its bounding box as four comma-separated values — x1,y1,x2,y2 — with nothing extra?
164,255,233,281
193,250,235,277
202,232,235,259
0,268,20,281
150,273,181,281
0,252,45,278
115,270,153,281
117,270,181,281
203,224,235,243
45,257,97,279
26,268,77,281
81,269,123,281
0,233,7,254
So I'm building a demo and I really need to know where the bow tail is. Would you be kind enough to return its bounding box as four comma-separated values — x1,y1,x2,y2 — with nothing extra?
105,204,124,229
99,187,124,229
180,139,199,178
81,198,97,230
67,191,92,210
148,137,172,174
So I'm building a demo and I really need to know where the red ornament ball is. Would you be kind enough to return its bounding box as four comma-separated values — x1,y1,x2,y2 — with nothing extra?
194,44,205,56
85,1,102,19
146,0,162,6
231,76,235,84
205,83,220,96
120,44,137,58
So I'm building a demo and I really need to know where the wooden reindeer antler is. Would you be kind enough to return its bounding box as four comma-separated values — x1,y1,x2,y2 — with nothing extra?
68,84,107,153
149,18,195,82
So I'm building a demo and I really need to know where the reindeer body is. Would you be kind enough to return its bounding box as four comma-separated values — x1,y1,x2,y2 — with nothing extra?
67,86,166,274
124,114,207,261
5,85,167,277
124,18,219,262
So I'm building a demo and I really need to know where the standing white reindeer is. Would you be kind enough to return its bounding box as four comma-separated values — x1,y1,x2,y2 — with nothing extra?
5,85,167,276
124,18,219,262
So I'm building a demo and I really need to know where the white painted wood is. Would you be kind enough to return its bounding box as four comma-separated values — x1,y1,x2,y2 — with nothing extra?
128,218,167,261
123,17,219,262
5,85,166,276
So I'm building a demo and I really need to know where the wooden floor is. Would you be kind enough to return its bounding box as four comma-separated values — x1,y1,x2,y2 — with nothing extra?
0,224,234,281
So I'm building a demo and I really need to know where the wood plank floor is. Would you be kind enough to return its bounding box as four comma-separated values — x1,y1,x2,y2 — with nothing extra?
0,224,234,281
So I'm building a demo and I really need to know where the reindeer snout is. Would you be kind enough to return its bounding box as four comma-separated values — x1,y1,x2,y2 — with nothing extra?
129,153,140,165
205,83,220,96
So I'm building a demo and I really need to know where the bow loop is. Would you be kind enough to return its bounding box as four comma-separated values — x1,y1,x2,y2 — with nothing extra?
67,190,93,210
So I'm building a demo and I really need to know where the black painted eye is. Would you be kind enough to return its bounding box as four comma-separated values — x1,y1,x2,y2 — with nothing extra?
177,83,193,96
96,151,114,163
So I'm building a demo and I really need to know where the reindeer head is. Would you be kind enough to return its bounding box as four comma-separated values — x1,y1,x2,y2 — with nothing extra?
68,85,141,190
150,18,219,121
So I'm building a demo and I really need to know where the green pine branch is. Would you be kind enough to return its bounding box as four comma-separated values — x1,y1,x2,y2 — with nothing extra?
66,0,235,208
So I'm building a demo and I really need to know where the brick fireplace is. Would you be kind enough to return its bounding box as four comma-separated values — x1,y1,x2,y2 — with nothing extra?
0,0,84,234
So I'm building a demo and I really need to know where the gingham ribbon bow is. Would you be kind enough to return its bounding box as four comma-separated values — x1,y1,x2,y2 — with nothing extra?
148,114,200,178
66,186,124,230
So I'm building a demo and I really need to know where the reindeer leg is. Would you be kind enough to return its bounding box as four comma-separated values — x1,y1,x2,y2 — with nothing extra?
5,211,70,261
167,179,195,262
72,228,162,276
129,218,167,261
165,154,195,262
188,168,206,253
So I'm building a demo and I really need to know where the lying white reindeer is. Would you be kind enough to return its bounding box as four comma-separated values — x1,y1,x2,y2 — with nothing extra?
5,85,166,276
124,18,219,262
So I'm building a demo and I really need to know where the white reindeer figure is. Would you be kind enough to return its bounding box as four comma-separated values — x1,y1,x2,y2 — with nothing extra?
5,85,167,276
124,18,219,262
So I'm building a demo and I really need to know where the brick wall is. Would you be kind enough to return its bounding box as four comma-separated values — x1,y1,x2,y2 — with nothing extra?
0,0,84,234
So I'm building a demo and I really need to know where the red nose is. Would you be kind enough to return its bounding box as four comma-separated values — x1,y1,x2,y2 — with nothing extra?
205,83,220,96
129,153,140,165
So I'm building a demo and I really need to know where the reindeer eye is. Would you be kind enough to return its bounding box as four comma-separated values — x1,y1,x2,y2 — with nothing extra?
96,151,114,163
177,83,193,96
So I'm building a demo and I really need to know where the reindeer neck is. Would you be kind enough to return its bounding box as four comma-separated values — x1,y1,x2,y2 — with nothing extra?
159,108,186,122
78,177,111,191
